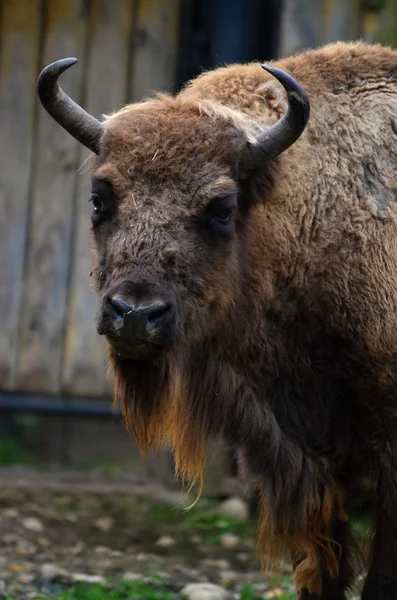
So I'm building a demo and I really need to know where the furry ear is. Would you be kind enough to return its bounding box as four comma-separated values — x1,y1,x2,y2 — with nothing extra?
238,158,279,209
236,78,288,207
254,79,289,122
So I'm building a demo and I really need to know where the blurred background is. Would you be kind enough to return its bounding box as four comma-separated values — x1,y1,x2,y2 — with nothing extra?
0,1,396,599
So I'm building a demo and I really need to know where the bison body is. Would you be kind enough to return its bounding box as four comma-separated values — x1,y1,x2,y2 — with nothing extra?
38,42,397,599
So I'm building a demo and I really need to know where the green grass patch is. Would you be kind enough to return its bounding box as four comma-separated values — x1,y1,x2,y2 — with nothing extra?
58,581,174,600
0,436,33,465
149,497,255,547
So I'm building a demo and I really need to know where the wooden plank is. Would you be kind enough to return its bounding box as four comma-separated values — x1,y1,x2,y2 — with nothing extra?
129,0,180,101
15,0,89,394
279,0,322,57
279,0,362,57
0,0,42,389
62,0,135,397
371,0,397,46
320,0,361,43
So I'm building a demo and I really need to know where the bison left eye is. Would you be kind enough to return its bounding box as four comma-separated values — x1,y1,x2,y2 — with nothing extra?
213,209,233,225
207,194,237,232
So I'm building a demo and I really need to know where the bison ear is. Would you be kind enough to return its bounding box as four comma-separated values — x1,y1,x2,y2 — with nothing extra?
237,65,310,177
238,158,279,209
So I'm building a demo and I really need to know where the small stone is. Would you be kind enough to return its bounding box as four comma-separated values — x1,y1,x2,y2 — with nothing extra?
217,497,249,523
264,588,284,598
220,533,239,549
200,559,231,570
219,570,238,583
18,573,35,583
65,512,78,523
3,508,19,518
37,536,50,547
72,573,106,585
191,535,203,544
249,583,269,597
22,517,44,533
94,545,110,554
156,535,176,548
237,552,249,562
3,533,19,544
122,571,142,582
39,563,69,582
71,542,84,555
93,516,114,532
136,552,148,561
181,582,231,600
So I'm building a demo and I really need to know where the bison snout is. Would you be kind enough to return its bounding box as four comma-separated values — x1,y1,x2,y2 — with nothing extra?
97,281,177,359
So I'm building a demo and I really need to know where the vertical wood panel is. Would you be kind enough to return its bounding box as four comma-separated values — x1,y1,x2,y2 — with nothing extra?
62,0,135,396
321,0,361,43
0,0,42,389
371,0,397,46
279,0,362,58
130,0,180,101
15,0,89,393
279,0,322,57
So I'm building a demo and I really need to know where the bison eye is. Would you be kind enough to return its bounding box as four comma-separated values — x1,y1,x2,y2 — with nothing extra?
207,194,237,233
91,194,103,214
213,208,233,225
89,178,114,228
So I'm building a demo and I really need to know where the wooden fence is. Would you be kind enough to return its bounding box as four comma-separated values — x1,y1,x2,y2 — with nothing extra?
0,0,180,398
1,0,397,402
280,0,397,57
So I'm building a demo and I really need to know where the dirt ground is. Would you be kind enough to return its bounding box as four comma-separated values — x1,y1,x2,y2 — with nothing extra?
0,468,298,599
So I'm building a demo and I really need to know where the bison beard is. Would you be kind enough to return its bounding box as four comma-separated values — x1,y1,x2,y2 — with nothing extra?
111,345,355,594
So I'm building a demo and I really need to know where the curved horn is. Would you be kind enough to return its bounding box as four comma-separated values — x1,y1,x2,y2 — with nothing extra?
37,58,103,154
239,65,310,174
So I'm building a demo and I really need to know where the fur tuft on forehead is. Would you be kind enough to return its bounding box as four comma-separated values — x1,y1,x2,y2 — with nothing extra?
104,93,264,140
97,94,269,181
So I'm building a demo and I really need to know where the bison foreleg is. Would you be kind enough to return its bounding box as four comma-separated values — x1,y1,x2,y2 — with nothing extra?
293,517,354,600
229,397,355,597
361,435,397,599
362,503,397,599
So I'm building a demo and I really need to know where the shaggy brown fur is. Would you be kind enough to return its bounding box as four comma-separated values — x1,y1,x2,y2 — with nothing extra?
87,42,397,599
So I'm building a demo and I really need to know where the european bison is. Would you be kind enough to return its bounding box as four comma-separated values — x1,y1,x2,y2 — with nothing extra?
38,42,397,599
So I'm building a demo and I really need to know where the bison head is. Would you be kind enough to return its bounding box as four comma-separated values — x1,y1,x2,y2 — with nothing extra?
38,59,310,484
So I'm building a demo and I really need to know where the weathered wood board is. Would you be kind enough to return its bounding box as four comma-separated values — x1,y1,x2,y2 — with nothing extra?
15,0,91,393
0,0,42,389
62,0,135,397
129,0,180,101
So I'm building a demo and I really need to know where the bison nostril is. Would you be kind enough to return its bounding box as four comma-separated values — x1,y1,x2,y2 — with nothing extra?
108,297,131,318
146,303,171,327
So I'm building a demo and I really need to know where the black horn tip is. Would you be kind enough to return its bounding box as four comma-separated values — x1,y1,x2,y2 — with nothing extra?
261,64,310,125
38,58,78,104
37,57,103,155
